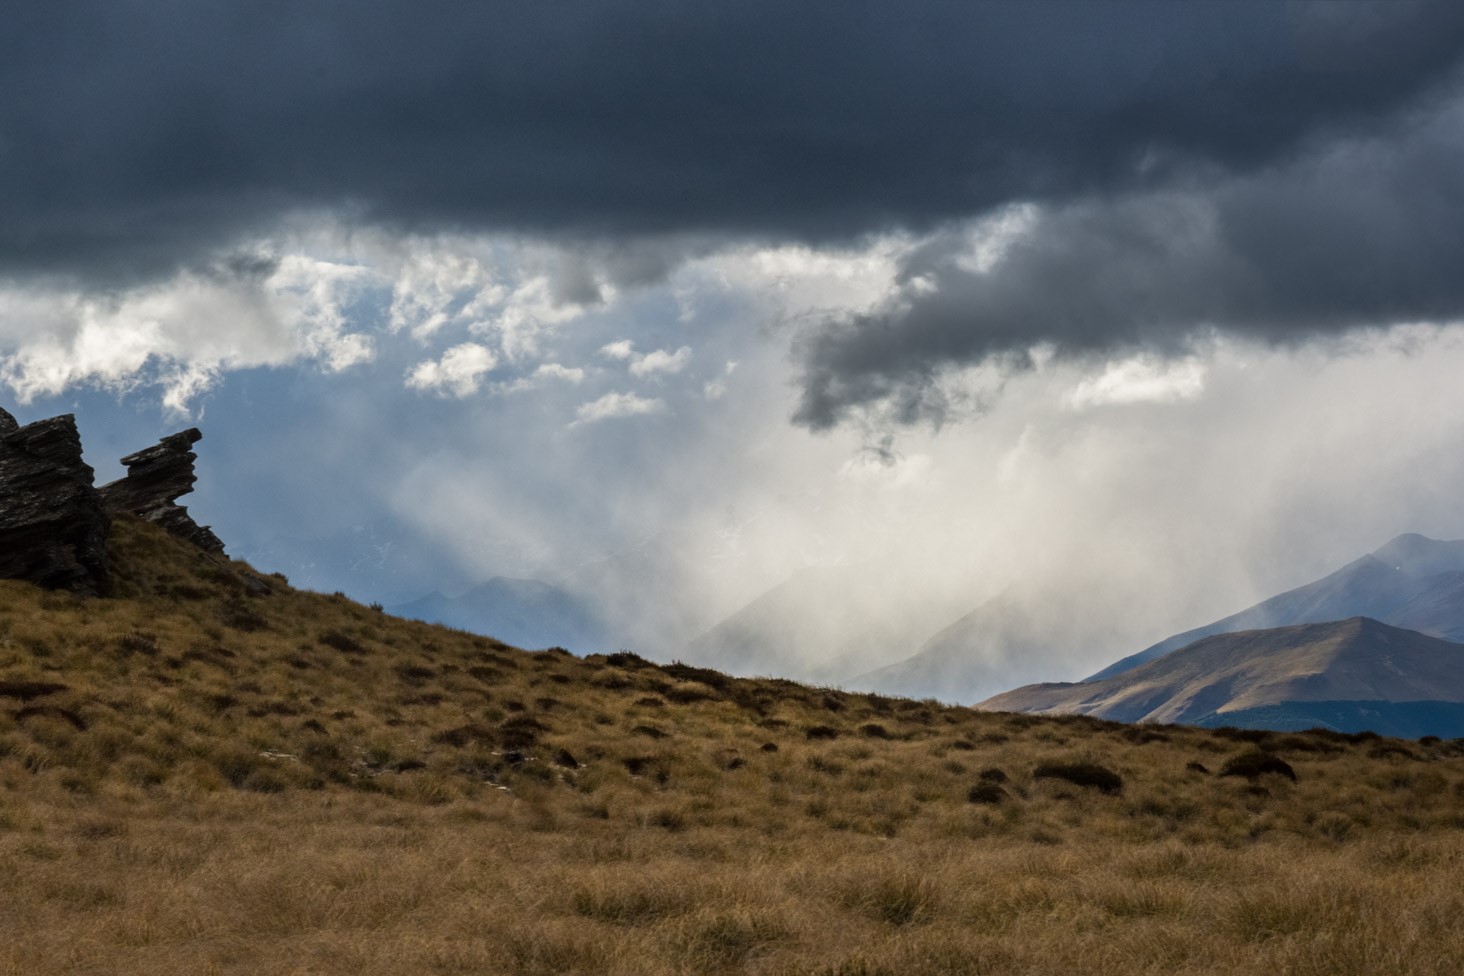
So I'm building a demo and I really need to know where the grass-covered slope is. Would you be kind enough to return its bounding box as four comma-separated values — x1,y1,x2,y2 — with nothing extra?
2,517,1464,975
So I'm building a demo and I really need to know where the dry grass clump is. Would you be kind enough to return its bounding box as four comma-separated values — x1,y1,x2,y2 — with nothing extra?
0,516,1462,973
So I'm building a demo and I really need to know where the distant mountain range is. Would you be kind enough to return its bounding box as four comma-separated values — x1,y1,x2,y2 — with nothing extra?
980,617,1464,737
980,534,1464,738
314,514,1464,739
1088,533,1464,681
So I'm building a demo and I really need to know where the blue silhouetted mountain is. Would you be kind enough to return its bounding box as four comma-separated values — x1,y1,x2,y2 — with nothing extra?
235,517,483,606
846,579,1152,705
979,617,1464,738
389,577,611,652
1087,534,1464,682
680,565,967,685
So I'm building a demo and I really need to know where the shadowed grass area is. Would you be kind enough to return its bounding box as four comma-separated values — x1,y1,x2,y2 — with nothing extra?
0,517,1462,973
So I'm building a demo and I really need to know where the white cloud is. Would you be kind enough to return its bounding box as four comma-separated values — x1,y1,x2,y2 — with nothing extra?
704,360,738,400
0,253,374,416
1065,356,1206,410
599,340,691,377
630,345,691,377
533,363,586,384
571,391,667,426
406,342,499,397
387,248,505,340
490,361,588,396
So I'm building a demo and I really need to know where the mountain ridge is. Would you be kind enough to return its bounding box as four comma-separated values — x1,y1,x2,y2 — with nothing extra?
1087,533,1464,682
980,616,1464,736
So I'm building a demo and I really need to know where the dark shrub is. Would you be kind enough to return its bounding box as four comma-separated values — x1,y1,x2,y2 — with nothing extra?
805,725,840,741
0,680,68,701
662,662,732,692
1032,761,1123,795
500,715,550,749
219,601,268,632
393,664,436,683
949,739,976,751
633,725,668,739
1273,734,1343,755
604,651,652,669
760,742,779,753
859,723,892,739
1211,727,1274,745
635,697,667,708
967,781,1008,804
977,767,1008,783
622,756,658,777
553,749,580,768
1185,761,1210,774
432,724,495,747
648,808,686,831
14,704,88,730
1219,749,1297,782
116,631,160,655
664,685,715,705
1419,735,1442,746
863,694,895,715
1297,727,1353,745
318,631,366,655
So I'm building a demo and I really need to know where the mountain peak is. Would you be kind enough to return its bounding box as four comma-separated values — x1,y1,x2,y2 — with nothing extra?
1371,533,1464,576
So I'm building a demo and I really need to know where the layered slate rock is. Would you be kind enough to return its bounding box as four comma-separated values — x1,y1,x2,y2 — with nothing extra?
0,408,110,594
99,428,225,554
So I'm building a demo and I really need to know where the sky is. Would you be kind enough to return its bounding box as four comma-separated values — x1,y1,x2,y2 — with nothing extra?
6,1,1464,692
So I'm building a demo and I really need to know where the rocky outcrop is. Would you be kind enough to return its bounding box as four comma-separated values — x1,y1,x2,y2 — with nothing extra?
99,428,225,554
0,409,110,594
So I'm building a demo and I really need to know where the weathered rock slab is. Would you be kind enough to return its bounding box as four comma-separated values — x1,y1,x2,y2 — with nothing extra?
0,409,109,594
99,428,225,554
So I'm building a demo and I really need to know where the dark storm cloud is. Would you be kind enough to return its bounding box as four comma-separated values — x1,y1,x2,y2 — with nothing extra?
791,84,1464,428
4,0,1464,285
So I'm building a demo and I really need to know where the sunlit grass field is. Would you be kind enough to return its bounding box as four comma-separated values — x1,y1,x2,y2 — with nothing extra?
2,517,1462,975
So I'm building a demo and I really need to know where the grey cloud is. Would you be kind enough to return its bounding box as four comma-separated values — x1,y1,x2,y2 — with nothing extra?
793,92,1464,429
3,1,1464,286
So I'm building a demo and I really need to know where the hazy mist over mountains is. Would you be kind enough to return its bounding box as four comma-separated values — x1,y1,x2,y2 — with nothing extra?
5,3,1464,709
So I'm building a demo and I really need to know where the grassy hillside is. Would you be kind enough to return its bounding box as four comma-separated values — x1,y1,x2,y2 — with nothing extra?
2,517,1463,975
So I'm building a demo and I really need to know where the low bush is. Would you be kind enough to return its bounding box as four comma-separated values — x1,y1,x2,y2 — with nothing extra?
967,781,1007,804
1032,762,1123,795
1219,749,1297,782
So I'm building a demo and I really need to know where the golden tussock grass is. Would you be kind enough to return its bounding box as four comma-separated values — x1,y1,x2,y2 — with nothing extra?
0,516,1462,974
